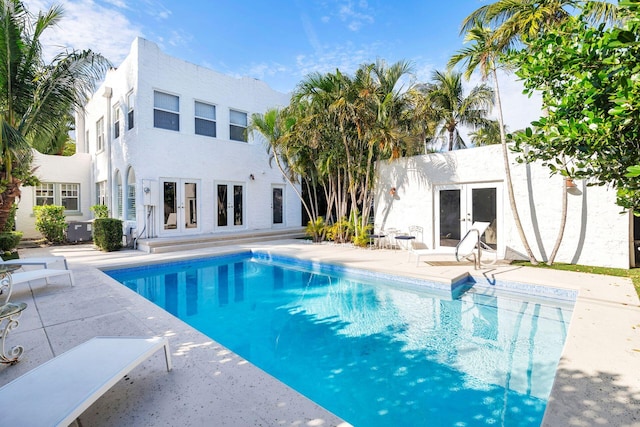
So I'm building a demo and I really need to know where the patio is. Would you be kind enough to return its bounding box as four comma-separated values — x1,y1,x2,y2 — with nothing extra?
0,239,638,426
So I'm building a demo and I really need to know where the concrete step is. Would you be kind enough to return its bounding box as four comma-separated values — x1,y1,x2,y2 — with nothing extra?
135,228,306,253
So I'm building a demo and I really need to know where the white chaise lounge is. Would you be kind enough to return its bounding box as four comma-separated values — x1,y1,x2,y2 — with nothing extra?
0,336,172,426
10,267,75,287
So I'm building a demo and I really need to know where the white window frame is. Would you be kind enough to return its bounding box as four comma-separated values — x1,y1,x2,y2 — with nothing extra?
194,101,216,138
96,181,107,206
229,109,248,142
96,117,104,152
113,103,121,139
153,90,180,131
35,183,81,213
127,91,135,130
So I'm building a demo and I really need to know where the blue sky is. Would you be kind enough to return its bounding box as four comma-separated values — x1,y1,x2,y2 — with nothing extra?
26,0,541,130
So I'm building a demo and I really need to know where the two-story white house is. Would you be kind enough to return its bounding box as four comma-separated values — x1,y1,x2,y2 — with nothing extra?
16,37,301,247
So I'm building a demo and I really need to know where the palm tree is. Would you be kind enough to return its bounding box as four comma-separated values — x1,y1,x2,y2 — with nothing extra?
449,22,540,264
461,0,619,46
469,120,505,146
426,70,494,151
0,0,109,230
458,1,618,265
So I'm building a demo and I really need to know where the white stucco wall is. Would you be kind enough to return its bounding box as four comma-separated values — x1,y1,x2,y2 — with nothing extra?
16,151,92,239
78,37,300,240
375,145,631,269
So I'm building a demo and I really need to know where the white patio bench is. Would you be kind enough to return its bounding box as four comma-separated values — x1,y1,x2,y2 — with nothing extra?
0,336,172,426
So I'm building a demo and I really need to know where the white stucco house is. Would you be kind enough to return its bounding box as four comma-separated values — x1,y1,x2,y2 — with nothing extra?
375,144,638,269
16,37,301,245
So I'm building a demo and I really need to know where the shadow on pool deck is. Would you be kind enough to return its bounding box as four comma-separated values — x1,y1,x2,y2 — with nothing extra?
0,240,638,426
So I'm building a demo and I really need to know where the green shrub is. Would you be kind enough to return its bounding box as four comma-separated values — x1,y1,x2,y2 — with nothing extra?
305,217,326,243
90,204,109,219
325,217,353,243
0,231,22,252
93,218,123,251
33,205,66,243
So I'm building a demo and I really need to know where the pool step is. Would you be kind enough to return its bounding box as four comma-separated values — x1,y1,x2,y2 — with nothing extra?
135,227,306,253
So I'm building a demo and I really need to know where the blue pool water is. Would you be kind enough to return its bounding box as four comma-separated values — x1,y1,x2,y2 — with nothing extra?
106,251,575,426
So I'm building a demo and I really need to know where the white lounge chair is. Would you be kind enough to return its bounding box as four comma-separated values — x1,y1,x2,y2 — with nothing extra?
409,221,495,269
10,267,75,287
0,336,172,426
1,255,68,270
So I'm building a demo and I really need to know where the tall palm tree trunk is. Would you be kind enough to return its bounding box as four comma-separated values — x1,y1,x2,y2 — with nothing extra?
547,177,569,265
493,68,538,264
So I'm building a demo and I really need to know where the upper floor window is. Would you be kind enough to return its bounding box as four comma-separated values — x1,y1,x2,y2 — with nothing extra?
154,90,179,131
35,183,80,213
229,109,247,142
195,101,216,137
113,104,121,139
127,91,135,130
96,117,104,151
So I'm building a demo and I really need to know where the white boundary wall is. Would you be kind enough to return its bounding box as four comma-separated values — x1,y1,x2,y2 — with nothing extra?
375,145,631,269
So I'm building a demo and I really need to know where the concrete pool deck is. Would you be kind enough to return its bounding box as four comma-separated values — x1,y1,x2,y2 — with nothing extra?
0,240,638,426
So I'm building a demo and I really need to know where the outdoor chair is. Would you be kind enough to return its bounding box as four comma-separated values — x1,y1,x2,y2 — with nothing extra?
0,255,69,270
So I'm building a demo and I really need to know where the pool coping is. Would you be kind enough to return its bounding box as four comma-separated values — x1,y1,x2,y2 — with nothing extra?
1,240,639,426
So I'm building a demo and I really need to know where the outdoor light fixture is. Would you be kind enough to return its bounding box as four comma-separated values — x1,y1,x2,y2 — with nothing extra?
566,178,577,188
390,187,397,196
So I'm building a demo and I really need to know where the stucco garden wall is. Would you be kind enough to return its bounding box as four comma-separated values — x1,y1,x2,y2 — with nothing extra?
375,145,631,269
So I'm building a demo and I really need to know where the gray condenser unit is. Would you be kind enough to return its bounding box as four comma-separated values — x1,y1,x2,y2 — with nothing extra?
66,221,93,242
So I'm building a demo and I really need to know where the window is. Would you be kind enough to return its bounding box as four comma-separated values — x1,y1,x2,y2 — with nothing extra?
154,90,179,131
96,117,104,151
113,104,121,139
127,92,134,130
35,183,54,206
195,101,216,137
60,184,79,211
126,168,136,221
229,109,247,142
35,183,80,212
96,181,107,206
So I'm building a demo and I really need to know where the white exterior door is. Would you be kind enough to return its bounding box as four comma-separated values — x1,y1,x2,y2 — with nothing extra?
161,178,200,235
434,183,501,252
216,183,245,230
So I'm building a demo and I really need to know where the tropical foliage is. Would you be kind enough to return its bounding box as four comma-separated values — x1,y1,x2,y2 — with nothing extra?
512,0,640,213
0,0,110,231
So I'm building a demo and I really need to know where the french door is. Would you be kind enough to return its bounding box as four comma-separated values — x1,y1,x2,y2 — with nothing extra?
435,183,501,252
217,183,244,229
161,179,200,235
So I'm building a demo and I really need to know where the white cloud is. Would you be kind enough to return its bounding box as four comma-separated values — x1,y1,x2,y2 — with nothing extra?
24,0,141,65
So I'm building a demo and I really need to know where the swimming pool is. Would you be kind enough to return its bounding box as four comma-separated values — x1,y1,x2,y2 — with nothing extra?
106,251,575,426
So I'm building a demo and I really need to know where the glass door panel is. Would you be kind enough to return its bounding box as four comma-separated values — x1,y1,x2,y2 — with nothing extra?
439,189,461,248
233,185,243,226
217,185,228,227
163,181,178,230
184,182,197,229
272,187,283,225
471,187,497,249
